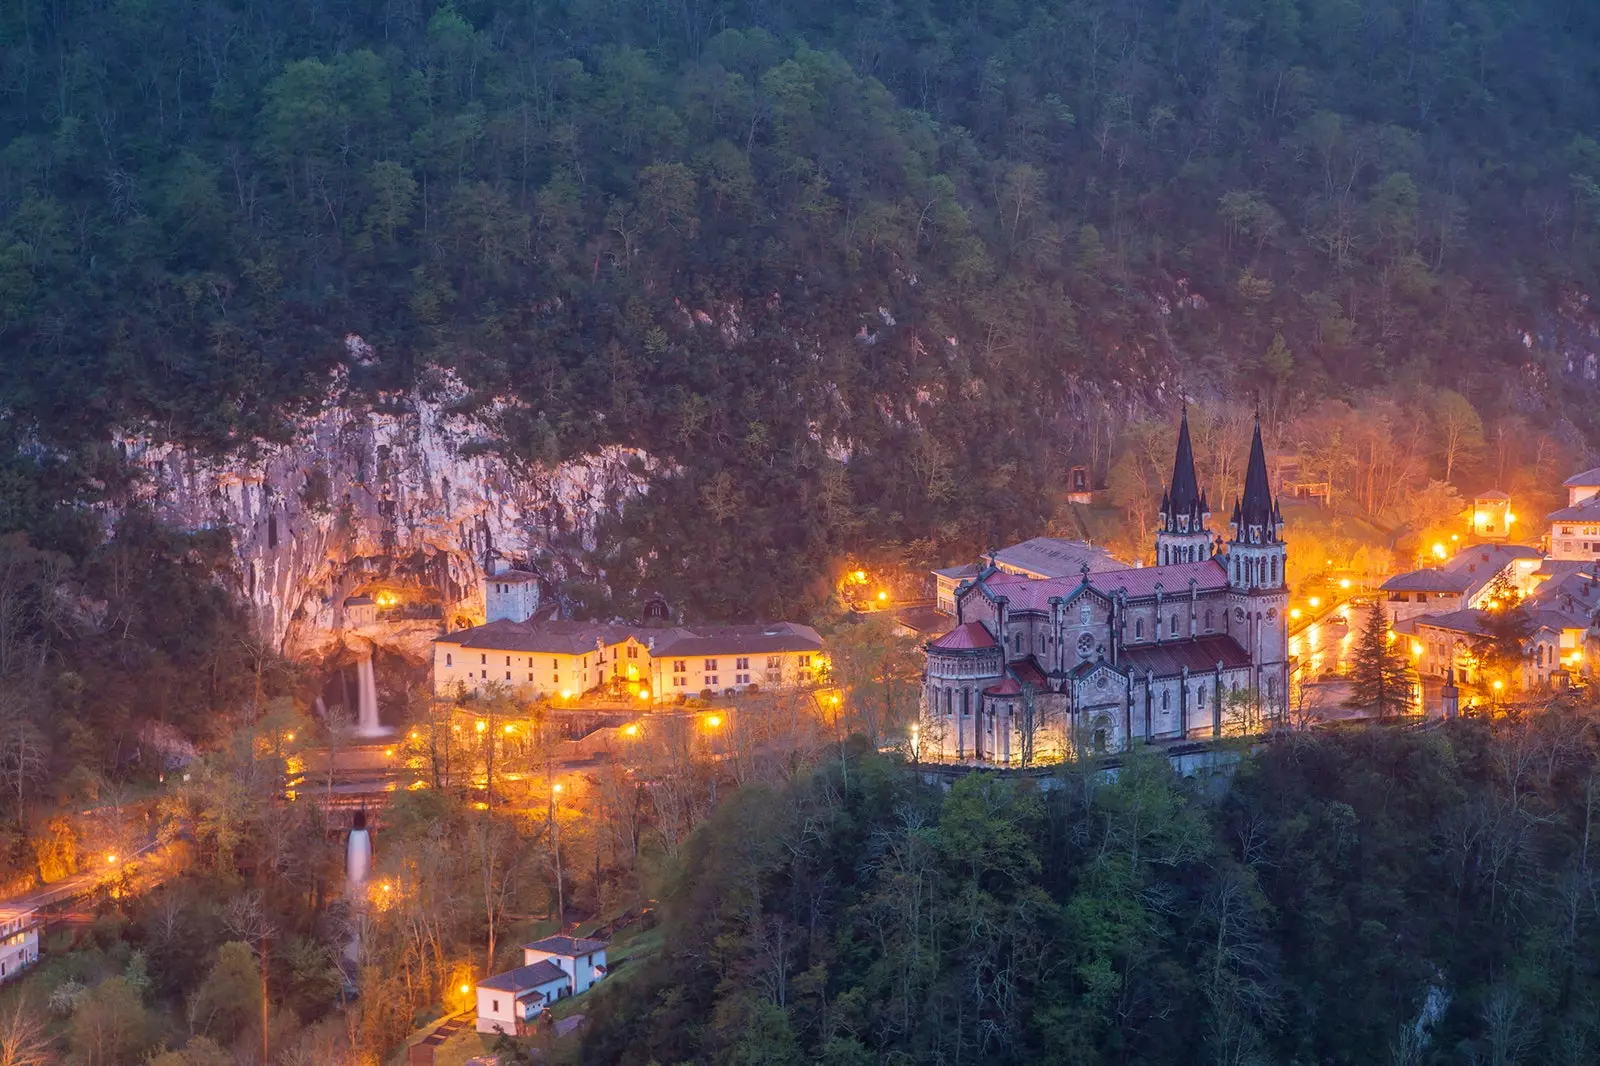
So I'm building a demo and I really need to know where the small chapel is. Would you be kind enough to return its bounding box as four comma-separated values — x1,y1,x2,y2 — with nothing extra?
920,410,1291,763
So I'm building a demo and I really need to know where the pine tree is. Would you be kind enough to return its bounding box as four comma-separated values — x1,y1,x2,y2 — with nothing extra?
1344,602,1417,718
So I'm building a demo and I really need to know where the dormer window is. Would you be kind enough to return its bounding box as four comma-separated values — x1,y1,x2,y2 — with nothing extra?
1178,514,1189,532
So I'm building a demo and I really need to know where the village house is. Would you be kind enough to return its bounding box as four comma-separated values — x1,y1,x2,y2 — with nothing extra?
433,615,824,703
1381,544,1542,625
1545,467,1600,562
474,961,571,1035
0,904,41,983
920,411,1290,762
523,935,608,995
1472,490,1513,540
474,934,610,1035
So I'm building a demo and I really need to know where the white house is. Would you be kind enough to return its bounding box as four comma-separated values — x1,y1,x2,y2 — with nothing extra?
0,904,41,983
523,935,608,995
475,960,570,1035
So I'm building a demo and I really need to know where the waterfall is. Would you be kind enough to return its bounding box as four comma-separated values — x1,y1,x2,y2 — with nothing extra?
354,653,389,737
346,810,372,898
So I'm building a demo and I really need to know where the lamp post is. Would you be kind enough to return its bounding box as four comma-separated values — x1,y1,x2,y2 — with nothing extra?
549,782,564,928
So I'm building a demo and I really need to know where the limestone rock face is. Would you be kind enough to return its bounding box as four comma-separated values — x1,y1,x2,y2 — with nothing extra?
117,341,652,658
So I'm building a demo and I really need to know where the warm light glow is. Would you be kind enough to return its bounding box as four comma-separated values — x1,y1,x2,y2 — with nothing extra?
1507,513,1516,524
285,732,295,742
552,782,563,793
1411,641,1423,657
706,714,722,728
503,723,515,734
382,882,392,893
877,590,888,601
1386,629,1397,644
409,730,419,740
637,688,651,700
1308,596,1322,608
623,723,639,737
459,984,471,996
830,694,841,706
854,570,867,582
1432,543,1447,559
1290,608,1302,620
1451,534,1459,541
1493,679,1504,691
105,853,117,865
1339,578,1352,589
475,719,486,733
384,748,394,757
559,689,572,700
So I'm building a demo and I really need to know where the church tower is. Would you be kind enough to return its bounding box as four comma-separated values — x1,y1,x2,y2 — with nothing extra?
1155,407,1215,566
1225,416,1289,711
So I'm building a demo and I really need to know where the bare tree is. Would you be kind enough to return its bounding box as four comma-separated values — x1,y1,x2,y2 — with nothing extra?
0,995,54,1066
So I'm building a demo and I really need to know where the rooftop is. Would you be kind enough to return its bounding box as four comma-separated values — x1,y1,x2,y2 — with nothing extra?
489,569,540,585
991,536,1123,580
971,559,1230,613
1547,498,1600,522
526,934,609,956
1413,609,1493,637
928,621,998,651
1474,489,1511,501
1563,466,1600,488
1379,569,1473,594
477,960,568,993
436,620,821,657
894,605,955,635
344,595,375,606
1119,634,1253,679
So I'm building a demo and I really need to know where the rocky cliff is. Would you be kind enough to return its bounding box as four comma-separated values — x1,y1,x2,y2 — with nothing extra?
117,335,653,659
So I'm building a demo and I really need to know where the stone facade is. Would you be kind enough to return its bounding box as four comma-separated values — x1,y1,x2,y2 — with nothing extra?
919,413,1289,763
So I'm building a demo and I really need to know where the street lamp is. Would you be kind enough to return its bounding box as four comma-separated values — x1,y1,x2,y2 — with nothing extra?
623,723,639,737
705,715,722,728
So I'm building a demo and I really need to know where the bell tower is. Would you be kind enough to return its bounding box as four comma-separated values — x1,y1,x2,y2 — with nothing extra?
1154,406,1215,566
1225,416,1289,712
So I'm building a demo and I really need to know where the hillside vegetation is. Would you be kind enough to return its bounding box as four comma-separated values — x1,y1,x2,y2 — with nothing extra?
4,0,1600,618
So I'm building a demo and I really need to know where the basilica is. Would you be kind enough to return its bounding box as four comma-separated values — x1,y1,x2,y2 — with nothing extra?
920,411,1290,763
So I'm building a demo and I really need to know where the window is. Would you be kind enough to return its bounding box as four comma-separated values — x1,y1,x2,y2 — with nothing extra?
1135,618,1144,639
1080,605,1091,624
446,653,453,666
799,669,812,683
583,656,588,669
674,676,687,687
799,655,812,667
1161,688,1169,710
481,654,487,665
736,657,749,670
552,658,558,669
737,673,750,684
493,999,500,1013
706,675,719,686
528,673,534,681
1197,686,1207,706
1014,633,1022,653
628,645,638,659
704,659,718,671
553,673,559,683
1204,609,1213,632
767,655,781,668
481,670,487,679
506,671,511,680
506,656,511,666
673,660,686,673
1171,613,1180,634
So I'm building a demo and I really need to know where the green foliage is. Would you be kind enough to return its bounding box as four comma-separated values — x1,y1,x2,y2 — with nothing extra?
189,941,262,1043
1345,601,1417,717
582,717,1600,1065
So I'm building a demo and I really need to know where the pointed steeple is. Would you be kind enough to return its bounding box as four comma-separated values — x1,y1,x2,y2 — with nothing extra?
1166,406,1202,521
1238,415,1275,538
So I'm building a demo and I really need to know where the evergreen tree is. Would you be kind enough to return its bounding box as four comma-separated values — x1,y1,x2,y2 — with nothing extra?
1344,603,1417,718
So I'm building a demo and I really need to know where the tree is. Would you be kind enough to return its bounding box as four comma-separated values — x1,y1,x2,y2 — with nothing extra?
1432,391,1484,483
0,995,53,1066
1344,603,1416,718
67,977,151,1066
188,941,263,1045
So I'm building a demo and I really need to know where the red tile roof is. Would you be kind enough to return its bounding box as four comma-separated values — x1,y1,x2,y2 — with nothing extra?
1118,635,1252,679
984,677,1023,696
1009,659,1048,686
928,622,998,650
974,559,1229,612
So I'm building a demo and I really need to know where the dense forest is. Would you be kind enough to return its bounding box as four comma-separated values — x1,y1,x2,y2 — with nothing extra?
5,0,1600,620
583,718,1600,1066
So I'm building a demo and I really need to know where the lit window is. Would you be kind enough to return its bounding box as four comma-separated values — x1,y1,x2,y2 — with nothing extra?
704,659,718,671
673,660,686,673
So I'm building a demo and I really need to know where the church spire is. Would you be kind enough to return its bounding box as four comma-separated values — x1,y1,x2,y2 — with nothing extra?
1237,414,1277,541
1158,405,1208,536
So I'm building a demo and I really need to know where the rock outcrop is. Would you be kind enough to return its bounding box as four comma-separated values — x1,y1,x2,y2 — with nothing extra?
117,337,652,658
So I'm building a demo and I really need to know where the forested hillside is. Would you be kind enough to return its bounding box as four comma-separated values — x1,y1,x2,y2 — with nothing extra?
581,721,1600,1065
5,0,1600,617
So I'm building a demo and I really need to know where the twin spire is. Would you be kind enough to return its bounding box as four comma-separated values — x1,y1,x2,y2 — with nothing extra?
1158,406,1281,546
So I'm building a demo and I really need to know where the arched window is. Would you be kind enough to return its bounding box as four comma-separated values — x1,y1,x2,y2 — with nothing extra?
1161,688,1170,710
1198,685,1207,707
1136,618,1144,640
1204,608,1214,632
1171,613,1180,635
1270,556,1279,586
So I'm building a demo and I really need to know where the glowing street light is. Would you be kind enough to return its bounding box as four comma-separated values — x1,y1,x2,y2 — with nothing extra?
1290,608,1302,620
559,690,572,700
1432,543,1447,559
459,983,471,996
1339,578,1352,589
854,570,867,582
623,723,639,737
1411,641,1423,658
1308,596,1322,609
503,723,515,734
706,714,722,728
475,719,486,734
637,688,651,700
877,590,888,602
552,782,564,794
285,732,296,742
105,853,118,865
